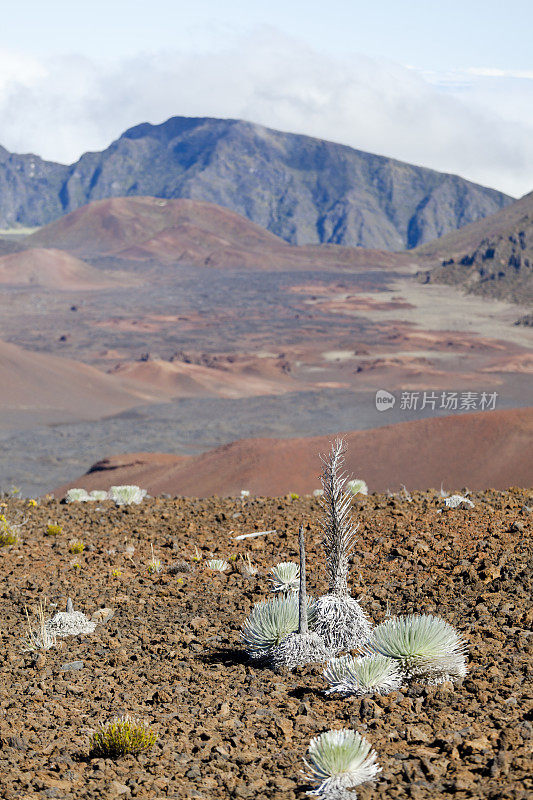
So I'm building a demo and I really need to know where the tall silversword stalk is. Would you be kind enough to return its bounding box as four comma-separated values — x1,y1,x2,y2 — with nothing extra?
268,525,330,671
299,525,309,635
319,439,358,597
314,439,372,654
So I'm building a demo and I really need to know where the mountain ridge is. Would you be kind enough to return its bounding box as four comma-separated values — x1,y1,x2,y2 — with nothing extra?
0,116,511,250
415,190,533,303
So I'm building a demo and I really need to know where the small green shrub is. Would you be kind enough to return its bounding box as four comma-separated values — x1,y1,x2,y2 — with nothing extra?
0,515,18,547
90,715,157,758
46,524,62,537
147,543,162,574
69,539,84,554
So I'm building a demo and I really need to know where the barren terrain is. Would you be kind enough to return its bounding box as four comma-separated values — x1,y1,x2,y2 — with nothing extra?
0,197,530,495
0,491,531,799
57,408,533,497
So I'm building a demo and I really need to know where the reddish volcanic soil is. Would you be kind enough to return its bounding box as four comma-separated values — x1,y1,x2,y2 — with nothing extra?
0,491,531,799
25,197,409,269
57,408,533,497
107,355,298,399
0,340,165,427
0,248,138,291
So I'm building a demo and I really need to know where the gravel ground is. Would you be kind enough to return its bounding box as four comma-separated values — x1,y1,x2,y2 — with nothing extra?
0,490,531,799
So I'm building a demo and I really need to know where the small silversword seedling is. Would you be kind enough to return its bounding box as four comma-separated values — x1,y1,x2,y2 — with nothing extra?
367,614,468,684
269,562,300,593
108,485,147,506
207,558,230,572
241,593,316,660
324,653,404,696
90,715,157,758
303,728,381,797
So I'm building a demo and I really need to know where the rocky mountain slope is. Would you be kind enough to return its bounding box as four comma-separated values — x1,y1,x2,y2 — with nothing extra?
0,117,511,249
415,191,533,303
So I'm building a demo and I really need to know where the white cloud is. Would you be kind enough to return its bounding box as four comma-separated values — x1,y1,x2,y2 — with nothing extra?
0,29,532,197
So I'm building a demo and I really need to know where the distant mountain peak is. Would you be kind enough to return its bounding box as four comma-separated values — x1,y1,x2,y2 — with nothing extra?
0,115,512,249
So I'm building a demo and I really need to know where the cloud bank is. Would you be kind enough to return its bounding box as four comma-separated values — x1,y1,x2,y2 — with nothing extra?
1,30,532,197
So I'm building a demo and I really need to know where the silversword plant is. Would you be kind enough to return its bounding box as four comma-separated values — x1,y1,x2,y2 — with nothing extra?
313,439,372,653
269,562,300,593
367,614,468,684
207,558,230,572
65,488,90,503
45,597,96,638
268,526,330,671
324,654,404,697
108,485,147,506
89,490,108,501
346,479,368,497
241,593,316,661
303,728,381,797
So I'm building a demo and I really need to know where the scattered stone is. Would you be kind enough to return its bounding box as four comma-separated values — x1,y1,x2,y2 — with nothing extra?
61,661,84,671
91,607,115,624
0,491,530,800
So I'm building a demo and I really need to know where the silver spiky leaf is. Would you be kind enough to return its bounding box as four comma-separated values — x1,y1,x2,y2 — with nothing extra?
367,614,468,683
241,594,316,660
303,728,381,797
324,654,404,696
313,594,372,654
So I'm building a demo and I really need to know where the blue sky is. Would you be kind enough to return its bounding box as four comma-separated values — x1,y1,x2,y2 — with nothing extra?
4,0,532,70
1,1,532,195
